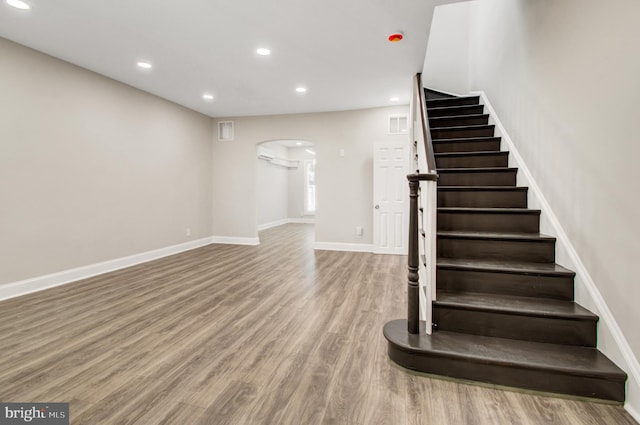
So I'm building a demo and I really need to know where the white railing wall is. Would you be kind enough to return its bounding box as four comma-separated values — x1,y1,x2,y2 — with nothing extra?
408,74,438,335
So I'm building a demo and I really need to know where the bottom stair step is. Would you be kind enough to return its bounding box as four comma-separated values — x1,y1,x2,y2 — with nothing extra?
383,319,626,402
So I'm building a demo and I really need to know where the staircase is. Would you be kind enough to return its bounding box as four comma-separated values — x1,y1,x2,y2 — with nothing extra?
384,90,627,402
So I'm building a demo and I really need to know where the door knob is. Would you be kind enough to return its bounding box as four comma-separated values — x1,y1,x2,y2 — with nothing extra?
375,204,380,209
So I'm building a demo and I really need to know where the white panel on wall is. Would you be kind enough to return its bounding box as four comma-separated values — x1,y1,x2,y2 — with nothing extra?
218,121,234,141
380,213,388,248
394,213,403,249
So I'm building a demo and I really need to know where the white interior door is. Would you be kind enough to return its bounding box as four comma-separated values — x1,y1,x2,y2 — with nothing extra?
373,141,410,254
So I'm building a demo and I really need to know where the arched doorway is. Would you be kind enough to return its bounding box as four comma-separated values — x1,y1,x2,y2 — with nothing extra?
256,139,316,237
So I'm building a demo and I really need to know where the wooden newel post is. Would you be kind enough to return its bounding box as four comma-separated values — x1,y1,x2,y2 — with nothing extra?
407,176,420,334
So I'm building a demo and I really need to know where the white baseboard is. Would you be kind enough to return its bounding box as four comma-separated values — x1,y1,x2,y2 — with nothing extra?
0,227,304,302
314,241,373,253
626,384,640,423
472,90,640,416
373,247,408,255
0,236,215,302
257,218,315,231
288,218,315,224
211,236,260,246
258,219,290,231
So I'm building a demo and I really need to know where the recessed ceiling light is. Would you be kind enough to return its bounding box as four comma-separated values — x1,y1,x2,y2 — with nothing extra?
137,61,153,69
390,97,400,102
296,142,302,145
202,93,214,101
256,48,271,56
296,87,307,93
305,149,316,155
6,0,30,9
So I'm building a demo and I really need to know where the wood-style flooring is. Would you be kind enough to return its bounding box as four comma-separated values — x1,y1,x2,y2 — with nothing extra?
0,224,636,424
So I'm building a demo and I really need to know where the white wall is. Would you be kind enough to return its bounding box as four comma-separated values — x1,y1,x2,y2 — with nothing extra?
423,0,640,415
0,37,213,285
421,2,470,95
212,106,409,247
257,142,290,227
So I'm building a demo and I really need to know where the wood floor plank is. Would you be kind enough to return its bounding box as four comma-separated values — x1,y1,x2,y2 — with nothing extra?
321,310,379,425
277,331,351,425
155,402,206,425
361,331,409,425
0,224,636,425
194,380,259,425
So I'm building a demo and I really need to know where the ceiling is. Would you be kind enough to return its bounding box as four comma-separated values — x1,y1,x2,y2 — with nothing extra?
0,0,451,118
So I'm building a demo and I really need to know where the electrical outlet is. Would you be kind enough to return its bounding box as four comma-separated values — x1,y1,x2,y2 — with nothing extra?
355,226,363,238
185,228,191,236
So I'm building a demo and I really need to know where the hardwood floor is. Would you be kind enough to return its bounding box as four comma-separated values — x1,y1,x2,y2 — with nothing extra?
0,224,636,424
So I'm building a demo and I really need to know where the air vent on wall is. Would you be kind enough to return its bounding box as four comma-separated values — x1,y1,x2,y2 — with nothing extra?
218,121,234,141
389,115,408,134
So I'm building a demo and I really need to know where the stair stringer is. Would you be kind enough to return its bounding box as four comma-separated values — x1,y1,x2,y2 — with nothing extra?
472,90,640,418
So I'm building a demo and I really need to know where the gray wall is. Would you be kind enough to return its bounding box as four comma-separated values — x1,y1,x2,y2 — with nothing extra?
212,106,409,246
0,37,213,284
0,36,410,286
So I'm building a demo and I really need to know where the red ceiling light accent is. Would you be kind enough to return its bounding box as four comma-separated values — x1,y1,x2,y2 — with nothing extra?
388,32,404,43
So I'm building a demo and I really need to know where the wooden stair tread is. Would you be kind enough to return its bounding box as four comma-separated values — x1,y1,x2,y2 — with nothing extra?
435,290,597,320
435,151,507,157
438,186,527,191
433,136,501,143
438,230,555,241
431,124,494,131
430,114,490,128
430,113,488,120
426,95,480,106
428,103,481,109
437,187,529,208
437,167,516,173
424,88,456,100
428,105,482,112
438,207,540,214
436,258,575,276
427,105,485,118
383,321,626,381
